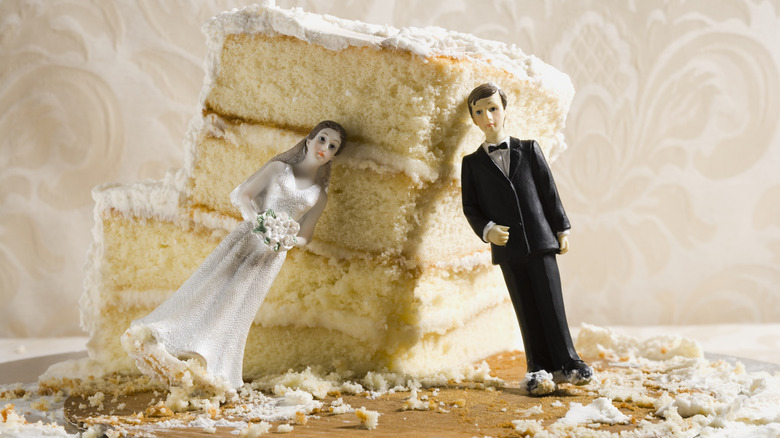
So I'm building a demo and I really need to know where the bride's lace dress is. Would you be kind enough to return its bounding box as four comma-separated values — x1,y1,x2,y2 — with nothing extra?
122,164,320,391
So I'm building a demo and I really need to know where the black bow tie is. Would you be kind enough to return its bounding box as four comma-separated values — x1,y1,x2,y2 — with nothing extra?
488,142,508,153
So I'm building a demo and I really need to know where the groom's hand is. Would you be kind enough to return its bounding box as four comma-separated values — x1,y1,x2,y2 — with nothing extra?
558,234,569,254
487,224,510,246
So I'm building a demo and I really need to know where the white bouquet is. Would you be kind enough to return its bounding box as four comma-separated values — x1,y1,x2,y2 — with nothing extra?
252,209,299,252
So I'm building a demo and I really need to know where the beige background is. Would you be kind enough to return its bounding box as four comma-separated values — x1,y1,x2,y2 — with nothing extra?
1,0,779,338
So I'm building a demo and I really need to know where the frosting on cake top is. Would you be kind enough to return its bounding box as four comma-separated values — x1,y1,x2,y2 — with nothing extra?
201,0,573,109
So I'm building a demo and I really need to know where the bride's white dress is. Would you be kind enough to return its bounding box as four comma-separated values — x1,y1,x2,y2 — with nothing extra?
123,164,321,390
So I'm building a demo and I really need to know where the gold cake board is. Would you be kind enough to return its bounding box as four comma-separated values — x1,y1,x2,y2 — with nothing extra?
62,353,657,437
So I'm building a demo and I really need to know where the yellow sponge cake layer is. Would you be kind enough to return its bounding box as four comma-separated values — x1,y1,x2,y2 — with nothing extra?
206,34,446,162
314,165,424,256
101,214,222,293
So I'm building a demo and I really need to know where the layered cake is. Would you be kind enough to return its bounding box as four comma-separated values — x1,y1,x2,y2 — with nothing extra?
49,1,575,383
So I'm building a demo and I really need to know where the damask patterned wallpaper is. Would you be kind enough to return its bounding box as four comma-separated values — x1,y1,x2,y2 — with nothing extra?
1,0,779,337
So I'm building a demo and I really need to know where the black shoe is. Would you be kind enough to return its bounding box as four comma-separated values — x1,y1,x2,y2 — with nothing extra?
520,370,556,396
561,360,593,386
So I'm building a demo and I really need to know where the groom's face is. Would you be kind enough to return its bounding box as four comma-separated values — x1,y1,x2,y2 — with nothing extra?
470,93,506,136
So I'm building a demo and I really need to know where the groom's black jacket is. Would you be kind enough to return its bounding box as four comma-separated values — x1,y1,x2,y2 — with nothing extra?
461,138,570,264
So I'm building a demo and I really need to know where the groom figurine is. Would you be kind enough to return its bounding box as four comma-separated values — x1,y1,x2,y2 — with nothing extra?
461,83,592,395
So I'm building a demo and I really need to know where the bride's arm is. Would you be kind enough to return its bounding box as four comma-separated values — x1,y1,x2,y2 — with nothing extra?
294,192,328,246
230,161,287,221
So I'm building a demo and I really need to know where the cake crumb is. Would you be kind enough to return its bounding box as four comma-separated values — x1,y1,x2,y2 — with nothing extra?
518,404,543,417
277,423,294,433
1,404,24,425
145,401,174,417
294,411,308,425
82,425,105,438
31,398,50,412
512,420,544,437
88,391,106,410
330,398,354,414
105,428,125,438
402,388,436,411
356,406,380,429
0,387,27,401
239,421,271,437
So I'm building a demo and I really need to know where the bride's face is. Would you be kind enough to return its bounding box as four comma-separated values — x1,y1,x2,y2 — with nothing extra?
305,128,342,166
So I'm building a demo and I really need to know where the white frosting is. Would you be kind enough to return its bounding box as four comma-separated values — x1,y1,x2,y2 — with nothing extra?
191,207,240,233
182,113,206,184
575,323,704,363
574,324,780,433
91,174,184,222
430,249,493,272
0,402,74,438
558,397,631,425
304,234,491,271
334,139,438,185
200,1,573,118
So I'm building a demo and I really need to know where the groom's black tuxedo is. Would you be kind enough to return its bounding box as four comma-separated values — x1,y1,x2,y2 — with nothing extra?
462,138,570,261
461,138,580,373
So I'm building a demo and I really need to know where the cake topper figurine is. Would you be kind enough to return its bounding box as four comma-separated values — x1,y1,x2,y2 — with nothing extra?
121,121,347,401
461,83,592,395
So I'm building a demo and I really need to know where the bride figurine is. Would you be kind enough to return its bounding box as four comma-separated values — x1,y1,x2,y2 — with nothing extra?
121,121,347,397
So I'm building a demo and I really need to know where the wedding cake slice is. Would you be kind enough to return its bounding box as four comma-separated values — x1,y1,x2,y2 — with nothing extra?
49,0,575,383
